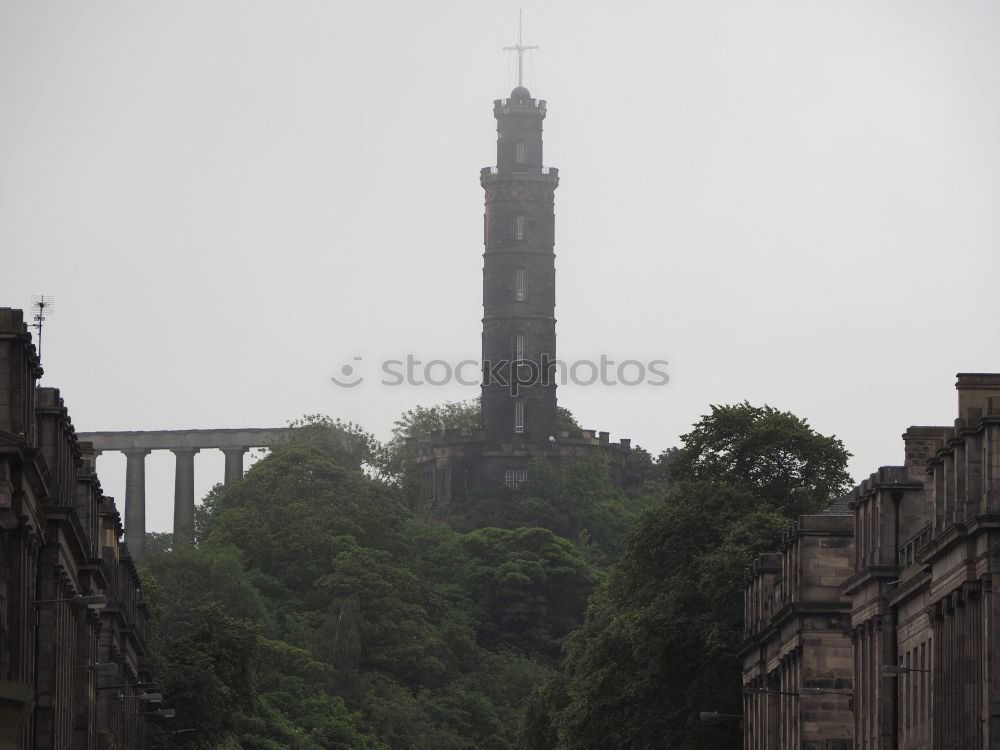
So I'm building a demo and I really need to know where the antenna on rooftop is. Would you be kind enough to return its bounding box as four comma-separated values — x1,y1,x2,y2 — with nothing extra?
30,295,54,365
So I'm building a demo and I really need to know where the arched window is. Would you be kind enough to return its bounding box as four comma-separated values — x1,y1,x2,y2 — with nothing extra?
514,267,525,301
515,141,526,164
515,215,525,240
514,399,525,433
514,332,525,361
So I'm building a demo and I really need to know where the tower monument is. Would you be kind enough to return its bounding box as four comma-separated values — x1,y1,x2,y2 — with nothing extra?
414,30,630,510
480,84,558,444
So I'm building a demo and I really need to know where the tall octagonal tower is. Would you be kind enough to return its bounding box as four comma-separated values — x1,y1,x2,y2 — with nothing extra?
480,85,559,444
414,80,631,511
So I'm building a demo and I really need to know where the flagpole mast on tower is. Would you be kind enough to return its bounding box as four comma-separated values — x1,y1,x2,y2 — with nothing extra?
503,9,537,88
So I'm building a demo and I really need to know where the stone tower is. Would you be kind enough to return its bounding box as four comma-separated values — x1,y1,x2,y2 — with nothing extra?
480,85,559,443
414,82,630,508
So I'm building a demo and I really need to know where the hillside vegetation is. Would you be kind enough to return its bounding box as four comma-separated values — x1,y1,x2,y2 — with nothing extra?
142,403,850,749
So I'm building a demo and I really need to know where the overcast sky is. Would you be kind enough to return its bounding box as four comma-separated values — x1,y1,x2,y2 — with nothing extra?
2,1,999,533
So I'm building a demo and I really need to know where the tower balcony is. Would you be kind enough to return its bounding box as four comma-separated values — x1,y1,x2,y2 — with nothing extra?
480,166,559,187
494,97,547,116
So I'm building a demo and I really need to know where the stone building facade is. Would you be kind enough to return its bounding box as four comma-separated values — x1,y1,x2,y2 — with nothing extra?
740,511,855,750
0,308,154,749
742,373,1000,749
415,86,630,507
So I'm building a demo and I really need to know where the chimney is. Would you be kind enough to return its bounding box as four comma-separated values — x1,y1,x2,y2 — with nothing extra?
956,373,1000,424
901,426,952,468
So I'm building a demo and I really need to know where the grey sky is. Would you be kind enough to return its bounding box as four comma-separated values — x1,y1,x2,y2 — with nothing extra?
2,1,998,533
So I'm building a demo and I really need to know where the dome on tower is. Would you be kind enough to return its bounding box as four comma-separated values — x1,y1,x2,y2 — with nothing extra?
510,86,531,101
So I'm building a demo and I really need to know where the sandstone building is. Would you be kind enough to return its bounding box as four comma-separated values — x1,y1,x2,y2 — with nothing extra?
740,509,855,750
742,373,1000,749
0,308,156,749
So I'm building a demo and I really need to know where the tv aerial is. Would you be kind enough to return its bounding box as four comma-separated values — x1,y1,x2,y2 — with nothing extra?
30,295,54,365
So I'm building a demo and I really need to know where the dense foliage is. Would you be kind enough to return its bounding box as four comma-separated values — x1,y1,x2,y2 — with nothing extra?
142,411,640,748
142,402,850,749
522,403,852,748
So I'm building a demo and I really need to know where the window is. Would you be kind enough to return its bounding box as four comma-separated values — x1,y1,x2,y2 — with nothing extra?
504,467,529,490
515,215,525,240
924,638,936,720
920,641,927,725
515,141,525,164
514,399,524,433
515,332,525,360
902,651,909,731
514,267,525,301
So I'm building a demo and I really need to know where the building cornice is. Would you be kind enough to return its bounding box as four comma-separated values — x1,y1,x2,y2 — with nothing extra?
918,515,1000,565
44,506,94,573
887,570,930,607
841,565,899,596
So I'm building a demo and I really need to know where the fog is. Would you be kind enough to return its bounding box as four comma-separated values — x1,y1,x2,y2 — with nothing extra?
2,1,998,532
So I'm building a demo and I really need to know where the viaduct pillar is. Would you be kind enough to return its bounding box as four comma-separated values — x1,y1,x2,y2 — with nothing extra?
222,448,247,485
123,449,150,560
171,449,199,546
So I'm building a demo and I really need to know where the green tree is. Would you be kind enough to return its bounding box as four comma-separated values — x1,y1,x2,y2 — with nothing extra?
555,406,581,434
456,527,594,660
287,414,379,472
374,399,481,484
526,403,852,749
454,451,649,565
142,543,380,749
670,402,851,514
145,601,260,749
145,414,581,749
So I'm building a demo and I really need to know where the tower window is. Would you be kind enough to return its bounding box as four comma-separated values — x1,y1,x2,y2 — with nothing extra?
514,399,525,433
515,215,525,240
504,467,529,490
515,141,526,164
514,268,525,301
515,332,525,360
